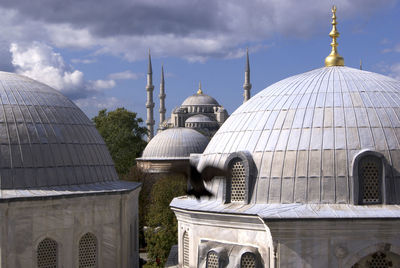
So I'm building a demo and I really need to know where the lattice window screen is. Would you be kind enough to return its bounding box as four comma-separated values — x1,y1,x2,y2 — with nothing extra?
37,238,58,268
207,251,219,268
361,160,380,204
79,233,97,268
231,160,246,202
183,232,189,268
352,251,400,268
241,253,256,268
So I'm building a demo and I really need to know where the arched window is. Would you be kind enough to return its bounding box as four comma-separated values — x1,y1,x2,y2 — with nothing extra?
183,231,189,268
231,159,246,202
352,251,400,267
78,233,97,268
241,252,257,268
358,155,383,204
207,251,219,268
37,238,58,268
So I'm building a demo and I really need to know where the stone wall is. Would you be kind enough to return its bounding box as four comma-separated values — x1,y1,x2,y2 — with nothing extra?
0,188,140,268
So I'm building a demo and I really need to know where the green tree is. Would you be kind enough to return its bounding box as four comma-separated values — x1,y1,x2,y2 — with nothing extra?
93,108,147,176
144,175,187,266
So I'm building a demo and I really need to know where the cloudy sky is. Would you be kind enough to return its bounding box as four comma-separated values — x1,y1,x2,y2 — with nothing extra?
0,0,399,126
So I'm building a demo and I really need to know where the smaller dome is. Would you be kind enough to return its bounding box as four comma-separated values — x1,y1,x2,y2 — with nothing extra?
140,128,209,160
185,114,217,124
181,93,219,106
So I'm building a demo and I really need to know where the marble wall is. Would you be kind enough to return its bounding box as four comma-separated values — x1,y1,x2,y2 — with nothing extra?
0,188,140,268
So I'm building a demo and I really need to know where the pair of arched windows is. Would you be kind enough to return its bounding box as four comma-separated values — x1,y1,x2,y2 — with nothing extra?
206,251,257,268
36,233,97,268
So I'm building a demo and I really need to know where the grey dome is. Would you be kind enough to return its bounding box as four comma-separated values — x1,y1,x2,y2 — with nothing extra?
140,128,208,160
0,71,118,190
185,114,217,124
199,66,400,204
181,93,219,106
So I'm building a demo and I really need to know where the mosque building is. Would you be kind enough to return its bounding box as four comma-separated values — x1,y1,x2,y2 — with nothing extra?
137,49,252,174
168,6,400,267
0,72,141,267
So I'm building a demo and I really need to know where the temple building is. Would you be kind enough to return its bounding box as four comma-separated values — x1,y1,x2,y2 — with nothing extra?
138,49,252,173
0,72,140,267
170,6,400,267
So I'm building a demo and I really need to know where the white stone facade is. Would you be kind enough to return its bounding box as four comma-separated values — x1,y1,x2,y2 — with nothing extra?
172,204,400,267
0,188,140,268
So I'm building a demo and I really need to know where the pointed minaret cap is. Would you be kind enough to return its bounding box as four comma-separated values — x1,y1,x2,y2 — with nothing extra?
197,81,203,95
324,6,345,67
161,64,165,83
245,47,250,72
148,49,153,74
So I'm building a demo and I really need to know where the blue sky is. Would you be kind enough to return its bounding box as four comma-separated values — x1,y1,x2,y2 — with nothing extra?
0,0,399,129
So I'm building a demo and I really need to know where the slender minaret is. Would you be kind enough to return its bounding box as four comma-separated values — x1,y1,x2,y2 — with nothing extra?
145,50,155,141
360,59,363,70
243,48,252,103
159,65,166,127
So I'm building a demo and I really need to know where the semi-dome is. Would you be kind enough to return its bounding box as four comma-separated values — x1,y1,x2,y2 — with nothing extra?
198,66,400,204
185,114,217,124
140,127,208,160
181,93,219,106
0,71,118,190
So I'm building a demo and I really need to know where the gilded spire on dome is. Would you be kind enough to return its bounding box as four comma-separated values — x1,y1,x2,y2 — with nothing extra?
324,5,345,67
197,81,203,94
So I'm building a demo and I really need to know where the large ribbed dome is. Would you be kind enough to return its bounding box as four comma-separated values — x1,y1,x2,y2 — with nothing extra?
199,66,400,204
0,71,118,190
140,128,209,160
181,93,219,106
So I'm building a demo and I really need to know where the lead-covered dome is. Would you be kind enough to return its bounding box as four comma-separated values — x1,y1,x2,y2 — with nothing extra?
140,127,209,160
199,66,400,204
181,93,219,106
0,71,118,190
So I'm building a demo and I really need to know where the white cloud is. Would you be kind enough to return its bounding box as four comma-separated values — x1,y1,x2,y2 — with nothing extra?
0,0,395,63
9,42,116,100
108,70,142,80
71,58,97,64
90,79,116,89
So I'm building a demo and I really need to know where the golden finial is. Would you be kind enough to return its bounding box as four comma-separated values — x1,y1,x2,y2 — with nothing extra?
197,81,203,94
324,5,345,67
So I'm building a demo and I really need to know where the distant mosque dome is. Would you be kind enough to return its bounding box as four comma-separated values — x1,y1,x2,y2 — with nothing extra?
185,114,218,125
199,66,400,204
138,127,209,173
140,127,208,160
181,93,220,107
0,71,118,189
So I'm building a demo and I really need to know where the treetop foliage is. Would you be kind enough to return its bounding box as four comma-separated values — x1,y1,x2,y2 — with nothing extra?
93,107,147,176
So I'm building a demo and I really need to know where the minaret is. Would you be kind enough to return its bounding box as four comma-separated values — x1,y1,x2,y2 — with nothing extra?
324,6,345,67
145,50,155,141
159,65,166,127
360,59,363,70
243,47,252,102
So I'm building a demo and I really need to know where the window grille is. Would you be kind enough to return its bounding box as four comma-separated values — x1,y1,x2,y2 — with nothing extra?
183,232,189,267
231,160,246,202
37,238,58,268
241,252,256,268
79,233,97,268
352,251,400,268
360,159,381,204
207,251,219,268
